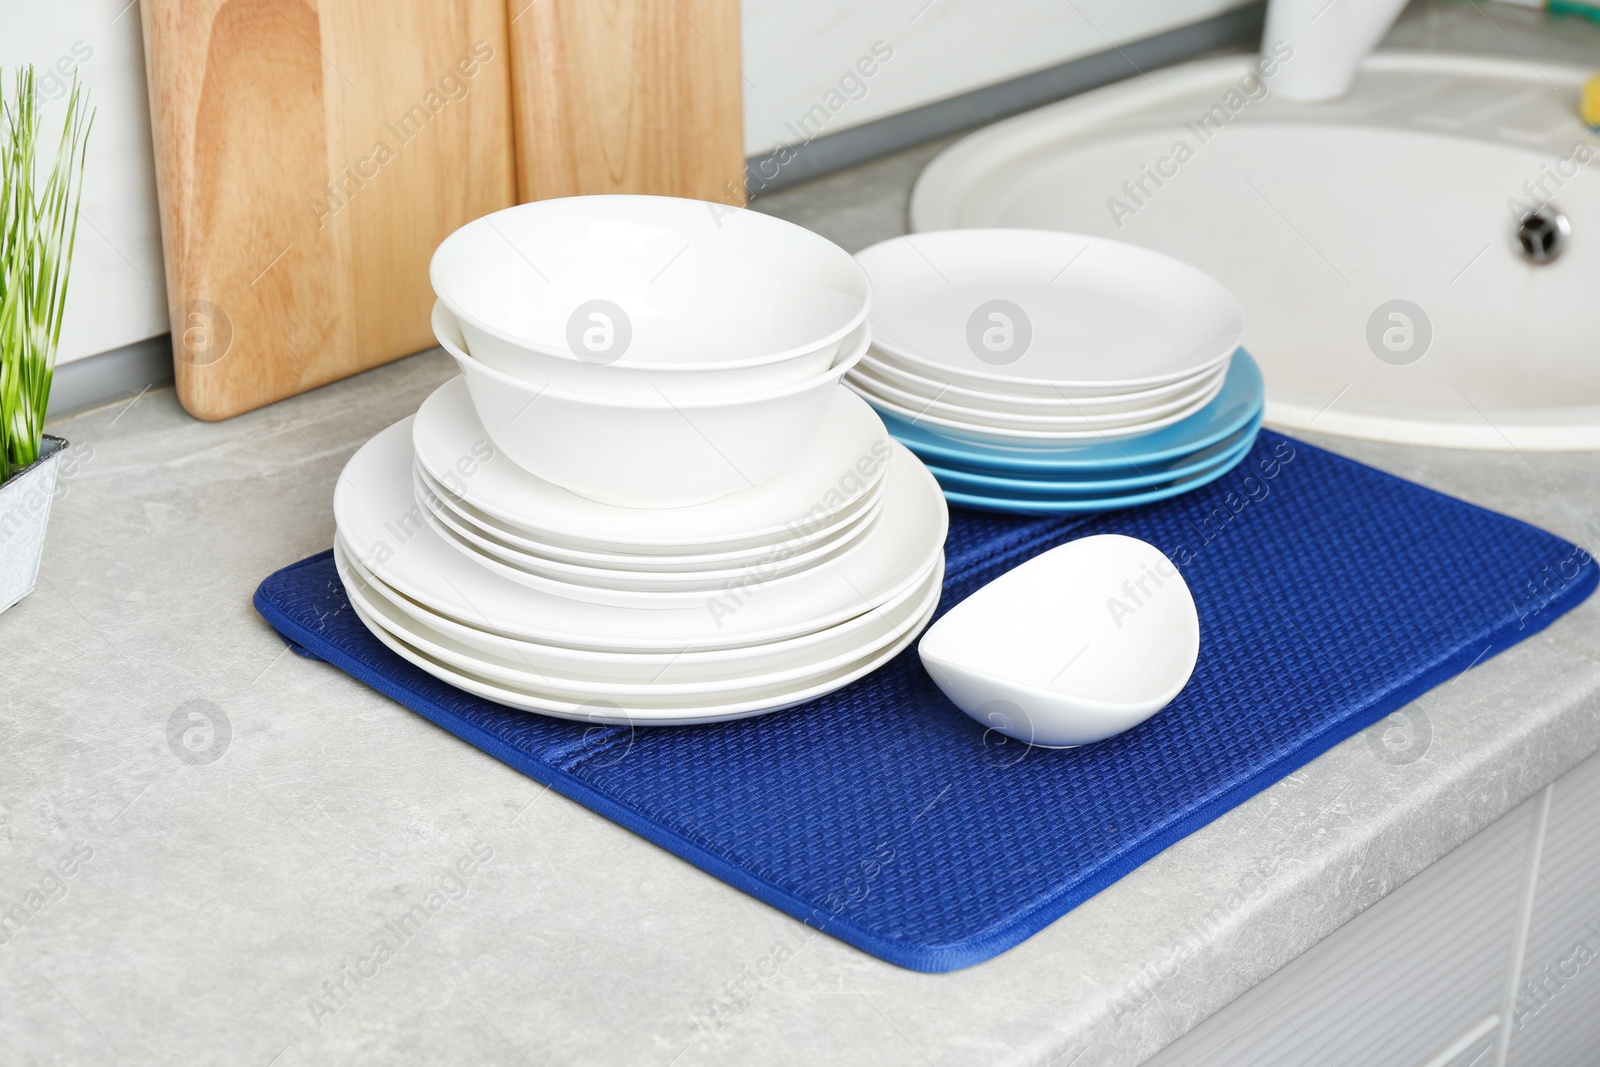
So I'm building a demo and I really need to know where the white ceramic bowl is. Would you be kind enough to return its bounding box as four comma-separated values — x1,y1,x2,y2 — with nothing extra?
856,229,1243,392
919,534,1199,748
435,302,870,507
420,509,876,610
848,372,1226,444
415,472,883,607
430,195,870,379
463,330,840,401
861,347,1228,412
416,460,886,574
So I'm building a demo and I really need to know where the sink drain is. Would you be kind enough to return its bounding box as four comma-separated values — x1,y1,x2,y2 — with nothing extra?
1515,207,1570,264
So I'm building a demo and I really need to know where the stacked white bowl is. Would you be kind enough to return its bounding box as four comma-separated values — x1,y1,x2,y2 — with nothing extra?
331,196,950,726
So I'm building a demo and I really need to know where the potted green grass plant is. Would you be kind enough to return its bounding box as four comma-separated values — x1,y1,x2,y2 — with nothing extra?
0,68,91,615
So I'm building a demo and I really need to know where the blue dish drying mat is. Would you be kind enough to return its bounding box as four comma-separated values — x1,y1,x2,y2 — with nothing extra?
254,431,1595,972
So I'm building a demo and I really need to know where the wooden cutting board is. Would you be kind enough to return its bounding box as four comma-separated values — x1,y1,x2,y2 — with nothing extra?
506,0,746,206
141,0,516,420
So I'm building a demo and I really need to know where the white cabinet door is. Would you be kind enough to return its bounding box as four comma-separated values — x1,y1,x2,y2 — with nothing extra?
1506,752,1600,1066
1147,797,1537,1067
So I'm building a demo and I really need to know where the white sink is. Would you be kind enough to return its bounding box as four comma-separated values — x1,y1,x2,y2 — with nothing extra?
912,53,1600,450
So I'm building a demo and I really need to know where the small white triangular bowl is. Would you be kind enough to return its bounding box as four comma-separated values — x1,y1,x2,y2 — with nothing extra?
918,534,1199,748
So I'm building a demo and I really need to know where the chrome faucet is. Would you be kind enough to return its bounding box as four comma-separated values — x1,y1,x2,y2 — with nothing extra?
1263,0,1412,102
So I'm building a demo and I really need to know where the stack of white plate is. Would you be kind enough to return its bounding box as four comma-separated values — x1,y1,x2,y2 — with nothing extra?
847,229,1244,445
843,229,1261,514
333,196,949,726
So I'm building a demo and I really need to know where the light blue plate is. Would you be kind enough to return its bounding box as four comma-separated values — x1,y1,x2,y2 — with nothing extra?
938,426,1258,515
926,409,1264,497
874,349,1264,474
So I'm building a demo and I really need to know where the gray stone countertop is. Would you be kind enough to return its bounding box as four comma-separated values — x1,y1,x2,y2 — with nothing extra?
5,4,1600,1065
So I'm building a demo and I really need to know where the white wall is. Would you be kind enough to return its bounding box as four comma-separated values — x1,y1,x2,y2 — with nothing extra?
2,0,1251,368
740,0,1255,156
1,0,169,367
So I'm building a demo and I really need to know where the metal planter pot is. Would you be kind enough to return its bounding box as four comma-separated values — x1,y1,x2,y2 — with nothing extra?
0,435,68,615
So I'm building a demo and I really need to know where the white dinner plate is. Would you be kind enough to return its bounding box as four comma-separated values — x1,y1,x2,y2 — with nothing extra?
340,543,943,699
337,539,943,685
413,376,893,554
335,419,948,652
856,229,1243,390
414,459,885,573
341,554,942,725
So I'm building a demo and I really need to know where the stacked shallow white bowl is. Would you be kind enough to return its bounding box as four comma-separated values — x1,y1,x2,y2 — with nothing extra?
332,196,949,726
846,230,1245,447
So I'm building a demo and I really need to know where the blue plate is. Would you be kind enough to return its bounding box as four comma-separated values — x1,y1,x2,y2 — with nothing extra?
939,428,1257,514
926,409,1264,497
874,349,1264,474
